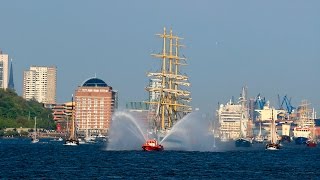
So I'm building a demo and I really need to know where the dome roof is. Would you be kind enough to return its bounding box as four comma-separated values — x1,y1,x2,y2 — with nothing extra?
82,78,108,87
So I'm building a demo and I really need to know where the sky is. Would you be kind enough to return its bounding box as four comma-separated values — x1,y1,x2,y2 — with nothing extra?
0,1,319,116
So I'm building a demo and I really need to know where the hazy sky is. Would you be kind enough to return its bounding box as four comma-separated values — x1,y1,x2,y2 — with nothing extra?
0,1,319,115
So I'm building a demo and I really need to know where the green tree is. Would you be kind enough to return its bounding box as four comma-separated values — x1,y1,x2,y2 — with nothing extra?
0,89,56,129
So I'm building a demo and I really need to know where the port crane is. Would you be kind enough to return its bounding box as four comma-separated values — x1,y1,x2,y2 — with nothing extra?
278,95,295,114
255,93,266,110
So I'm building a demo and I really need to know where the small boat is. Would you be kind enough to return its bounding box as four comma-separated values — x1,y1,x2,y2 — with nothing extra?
254,121,264,143
31,138,39,143
235,138,252,147
254,136,264,143
51,137,64,142
306,140,317,147
31,117,39,143
78,138,86,144
266,109,280,150
64,139,79,146
142,139,164,151
306,126,317,147
266,143,281,150
64,95,79,146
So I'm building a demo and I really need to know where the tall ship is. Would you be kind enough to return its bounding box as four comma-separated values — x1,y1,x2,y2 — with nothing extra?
64,95,79,146
265,108,280,150
145,27,192,140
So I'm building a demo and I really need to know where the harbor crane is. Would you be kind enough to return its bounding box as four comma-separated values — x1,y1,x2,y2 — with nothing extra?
278,95,295,114
255,93,266,110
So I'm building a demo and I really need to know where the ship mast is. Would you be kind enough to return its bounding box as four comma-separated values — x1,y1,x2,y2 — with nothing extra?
69,94,76,140
146,27,192,131
239,86,248,138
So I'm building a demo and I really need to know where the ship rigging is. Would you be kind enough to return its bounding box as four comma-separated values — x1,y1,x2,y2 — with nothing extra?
145,27,192,133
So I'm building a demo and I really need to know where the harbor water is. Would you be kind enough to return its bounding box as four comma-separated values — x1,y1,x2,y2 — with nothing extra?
0,138,319,179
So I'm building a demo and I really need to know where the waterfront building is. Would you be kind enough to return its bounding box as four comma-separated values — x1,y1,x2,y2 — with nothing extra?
51,102,75,132
23,66,57,104
74,77,117,135
52,104,66,121
0,50,9,89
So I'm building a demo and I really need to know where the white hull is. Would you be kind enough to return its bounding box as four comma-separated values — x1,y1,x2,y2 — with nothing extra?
266,147,279,151
31,139,39,143
255,136,264,143
63,142,79,146
64,139,79,146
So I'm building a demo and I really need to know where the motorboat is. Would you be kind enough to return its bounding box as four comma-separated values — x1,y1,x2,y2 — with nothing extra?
64,139,79,146
266,143,280,150
142,139,164,151
306,140,317,147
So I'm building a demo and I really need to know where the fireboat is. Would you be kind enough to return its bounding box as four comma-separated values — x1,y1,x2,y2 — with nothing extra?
142,139,164,151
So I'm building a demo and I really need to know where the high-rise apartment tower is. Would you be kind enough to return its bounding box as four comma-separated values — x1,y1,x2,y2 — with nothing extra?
23,66,57,104
0,49,9,89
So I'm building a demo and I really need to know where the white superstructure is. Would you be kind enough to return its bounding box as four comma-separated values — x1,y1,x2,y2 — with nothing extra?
217,87,249,140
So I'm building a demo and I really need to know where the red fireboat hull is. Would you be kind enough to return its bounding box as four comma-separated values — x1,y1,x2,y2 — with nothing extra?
142,145,164,151
306,141,317,147
142,139,164,151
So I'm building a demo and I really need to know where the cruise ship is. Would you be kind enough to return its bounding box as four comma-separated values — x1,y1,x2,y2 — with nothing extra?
217,87,251,143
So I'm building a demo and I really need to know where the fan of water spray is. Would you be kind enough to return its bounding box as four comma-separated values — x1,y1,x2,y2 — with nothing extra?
106,111,147,150
160,111,214,151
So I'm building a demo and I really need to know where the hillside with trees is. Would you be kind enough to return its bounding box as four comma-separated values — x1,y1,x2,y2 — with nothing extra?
0,89,55,129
